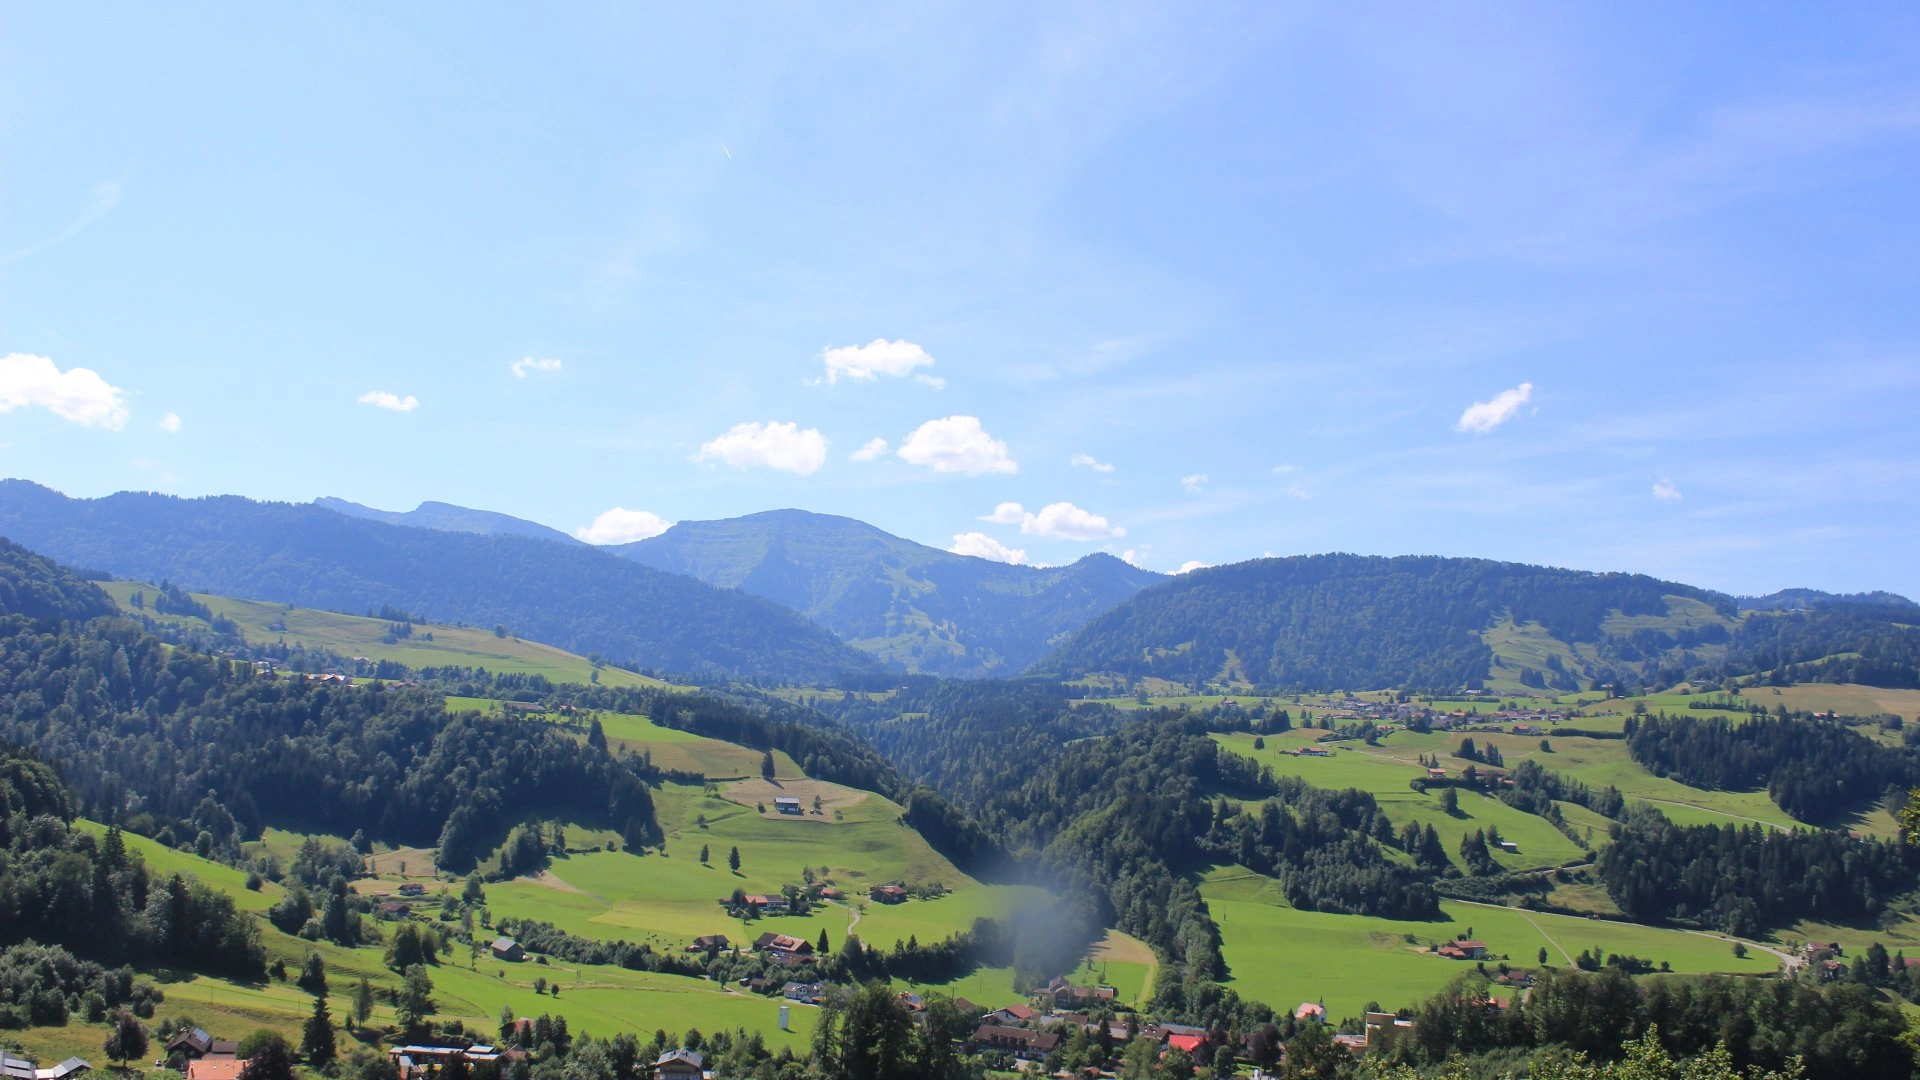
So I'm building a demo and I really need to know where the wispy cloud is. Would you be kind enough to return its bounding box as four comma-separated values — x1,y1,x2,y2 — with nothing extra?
1180,473,1209,494
1653,479,1683,502
949,531,1027,565
0,181,122,267
575,507,672,544
696,420,828,475
0,353,130,429
357,391,419,413
1457,382,1533,433
158,413,182,434
1071,453,1115,473
512,357,563,378
850,437,889,462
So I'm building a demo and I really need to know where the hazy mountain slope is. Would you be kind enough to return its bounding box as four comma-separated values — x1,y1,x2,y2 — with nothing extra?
315,496,582,546
1035,553,1745,691
1738,588,1917,612
615,509,1162,675
0,481,877,683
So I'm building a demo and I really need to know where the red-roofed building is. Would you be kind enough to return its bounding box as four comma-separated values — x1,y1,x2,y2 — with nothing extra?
1166,1033,1209,1056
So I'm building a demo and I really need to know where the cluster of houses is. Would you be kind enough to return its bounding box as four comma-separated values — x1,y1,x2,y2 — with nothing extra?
0,1054,88,1080
1435,939,1490,961
389,1044,507,1080
1295,695,1573,734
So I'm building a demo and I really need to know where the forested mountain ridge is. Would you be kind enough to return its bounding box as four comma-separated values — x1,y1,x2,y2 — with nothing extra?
616,508,1163,675
0,536,117,623
315,496,583,546
0,481,877,683
1038,553,1920,692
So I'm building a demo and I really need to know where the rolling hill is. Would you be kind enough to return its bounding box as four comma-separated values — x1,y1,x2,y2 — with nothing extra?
0,481,878,683
614,509,1163,675
315,495,584,546
1037,553,1920,693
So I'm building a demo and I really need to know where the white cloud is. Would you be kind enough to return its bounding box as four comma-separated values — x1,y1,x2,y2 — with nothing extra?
1653,479,1683,502
696,420,828,475
574,507,672,544
0,353,130,429
979,500,1125,540
916,374,948,390
1180,473,1209,494
896,415,1017,475
512,357,563,378
1271,463,1297,474
1176,560,1210,574
819,339,937,384
358,390,419,413
1070,453,1115,473
1120,548,1144,567
1020,501,1124,541
850,437,889,462
948,531,1028,565
1457,382,1534,433
158,412,182,434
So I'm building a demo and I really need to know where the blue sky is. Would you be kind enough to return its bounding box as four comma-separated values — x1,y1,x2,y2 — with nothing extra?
3,4,1918,595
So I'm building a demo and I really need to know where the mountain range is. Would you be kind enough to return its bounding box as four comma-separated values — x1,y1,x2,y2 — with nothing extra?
3,479,1915,692
613,509,1162,675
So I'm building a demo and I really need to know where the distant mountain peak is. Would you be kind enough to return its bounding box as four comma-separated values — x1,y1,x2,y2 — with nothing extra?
315,496,580,546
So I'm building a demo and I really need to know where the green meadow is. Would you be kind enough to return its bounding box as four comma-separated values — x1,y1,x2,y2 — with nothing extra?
1199,868,1778,1022
1212,732,1590,873
98,580,668,689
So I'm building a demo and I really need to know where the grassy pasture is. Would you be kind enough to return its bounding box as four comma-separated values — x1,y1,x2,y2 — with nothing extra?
1212,732,1589,873
1200,868,1778,1022
98,580,667,689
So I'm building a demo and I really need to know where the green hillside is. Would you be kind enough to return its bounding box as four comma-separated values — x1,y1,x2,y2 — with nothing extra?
616,509,1162,676
0,481,878,683
97,580,667,688
1039,553,1920,694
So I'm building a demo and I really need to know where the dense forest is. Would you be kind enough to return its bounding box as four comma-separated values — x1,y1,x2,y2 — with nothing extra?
1,743,266,980
1629,713,1920,822
1035,554,1735,690
0,484,877,683
0,610,662,869
1379,967,1913,1077
1594,806,1919,935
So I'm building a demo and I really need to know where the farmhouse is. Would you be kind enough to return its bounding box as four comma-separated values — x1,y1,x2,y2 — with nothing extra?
1496,840,1519,853
752,932,814,958
774,796,803,815
389,1045,503,1080
870,884,908,904
647,1050,703,1080
186,1060,245,1080
398,883,428,897
1437,939,1488,960
490,937,525,962
1297,747,1331,757
2,1056,92,1080
987,1004,1036,1025
782,981,826,1004
969,1025,1061,1059
688,934,730,952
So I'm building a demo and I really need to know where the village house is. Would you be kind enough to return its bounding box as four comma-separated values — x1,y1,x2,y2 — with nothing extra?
1294,1002,1325,1023
1166,1032,1210,1057
1297,746,1331,757
398,883,427,897
389,1045,503,1080
2,1055,91,1080
166,1028,239,1061
647,1049,703,1080
986,1004,1036,1026
1332,1033,1369,1053
968,1025,1061,1060
490,937,525,962
782,982,826,1004
752,932,814,958
870,884,908,904
687,934,729,952
185,1059,244,1080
